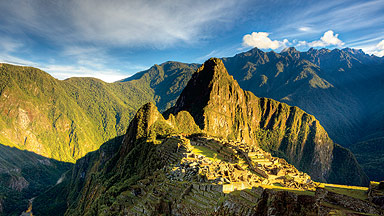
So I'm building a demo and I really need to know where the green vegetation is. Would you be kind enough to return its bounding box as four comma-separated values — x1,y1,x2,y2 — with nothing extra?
322,202,374,216
222,48,384,182
0,64,154,162
120,61,200,112
0,62,198,164
319,183,368,200
263,185,316,196
192,146,224,162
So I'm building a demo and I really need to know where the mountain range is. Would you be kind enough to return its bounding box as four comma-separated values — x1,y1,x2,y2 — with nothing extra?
124,47,384,181
32,58,380,215
0,47,383,215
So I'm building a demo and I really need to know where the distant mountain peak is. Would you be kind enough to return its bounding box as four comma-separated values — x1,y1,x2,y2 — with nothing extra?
240,47,265,57
281,47,298,53
341,47,365,55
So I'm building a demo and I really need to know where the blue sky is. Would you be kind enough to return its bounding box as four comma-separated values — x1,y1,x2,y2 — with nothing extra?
0,0,383,82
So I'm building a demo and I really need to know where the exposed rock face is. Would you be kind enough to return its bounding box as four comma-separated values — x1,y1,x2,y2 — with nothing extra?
166,58,367,185
8,176,29,192
122,48,384,181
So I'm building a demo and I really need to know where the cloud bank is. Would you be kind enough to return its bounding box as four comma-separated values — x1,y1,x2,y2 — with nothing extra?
242,30,345,50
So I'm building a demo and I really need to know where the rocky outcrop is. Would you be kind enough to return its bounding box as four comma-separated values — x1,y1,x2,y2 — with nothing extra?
8,176,29,192
166,58,367,185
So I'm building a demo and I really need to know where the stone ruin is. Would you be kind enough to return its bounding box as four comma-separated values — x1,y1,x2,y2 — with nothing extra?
165,135,316,193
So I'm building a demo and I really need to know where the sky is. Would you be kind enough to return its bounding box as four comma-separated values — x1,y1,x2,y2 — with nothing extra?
0,0,383,82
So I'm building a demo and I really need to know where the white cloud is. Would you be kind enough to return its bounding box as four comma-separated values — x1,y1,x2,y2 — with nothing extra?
0,53,134,82
309,30,344,47
61,46,110,70
377,40,384,50
298,27,312,32
362,40,384,57
373,50,384,57
42,65,128,83
320,30,345,46
297,41,308,47
242,32,289,50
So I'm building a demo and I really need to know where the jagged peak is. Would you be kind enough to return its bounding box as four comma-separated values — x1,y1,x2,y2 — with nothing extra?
280,47,301,59
319,48,331,53
164,57,237,123
195,58,230,79
232,47,265,58
341,47,366,56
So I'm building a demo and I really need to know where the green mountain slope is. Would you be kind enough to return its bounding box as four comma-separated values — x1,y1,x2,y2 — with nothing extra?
0,62,200,214
0,63,153,162
121,48,383,147
0,62,199,163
